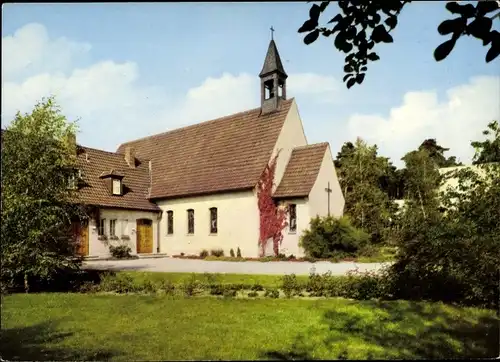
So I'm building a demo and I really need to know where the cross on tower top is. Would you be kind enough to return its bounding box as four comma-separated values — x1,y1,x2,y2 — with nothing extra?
270,26,275,40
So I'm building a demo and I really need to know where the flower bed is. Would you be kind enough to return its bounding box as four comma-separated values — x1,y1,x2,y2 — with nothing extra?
171,254,360,263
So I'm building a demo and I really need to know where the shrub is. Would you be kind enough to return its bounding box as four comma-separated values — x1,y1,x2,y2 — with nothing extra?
277,253,287,260
204,256,245,262
203,273,219,284
79,281,97,293
137,279,157,294
109,245,132,259
209,283,226,296
259,256,275,262
199,249,209,258
181,274,204,297
329,251,350,263
120,235,130,241
281,274,302,298
229,283,246,291
230,248,235,257
303,270,386,300
236,247,242,258
264,288,279,298
300,216,370,259
210,248,224,257
161,280,175,295
251,284,264,291
288,254,296,260
248,291,258,298
99,273,136,293
223,289,237,298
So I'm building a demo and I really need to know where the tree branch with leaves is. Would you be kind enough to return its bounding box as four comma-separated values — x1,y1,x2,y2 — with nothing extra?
299,1,500,89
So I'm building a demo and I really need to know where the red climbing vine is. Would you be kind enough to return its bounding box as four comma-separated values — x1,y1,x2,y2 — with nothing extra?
257,152,288,257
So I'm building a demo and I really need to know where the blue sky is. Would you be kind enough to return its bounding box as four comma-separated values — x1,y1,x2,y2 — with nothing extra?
2,2,499,167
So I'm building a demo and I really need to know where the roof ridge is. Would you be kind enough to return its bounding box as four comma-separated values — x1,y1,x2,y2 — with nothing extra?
81,144,151,162
117,98,295,150
80,145,122,156
293,142,329,150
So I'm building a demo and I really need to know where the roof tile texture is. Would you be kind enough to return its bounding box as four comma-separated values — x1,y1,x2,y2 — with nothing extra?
116,99,294,199
273,142,328,198
75,146,160,211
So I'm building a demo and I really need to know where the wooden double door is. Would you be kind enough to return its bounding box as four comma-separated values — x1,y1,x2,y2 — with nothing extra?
72,220,89,256
136,219,153,254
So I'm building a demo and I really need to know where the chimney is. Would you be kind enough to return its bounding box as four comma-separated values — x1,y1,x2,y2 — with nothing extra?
125,147,136,168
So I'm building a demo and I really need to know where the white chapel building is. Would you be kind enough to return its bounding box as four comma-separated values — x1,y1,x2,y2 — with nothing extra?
71,39,345,258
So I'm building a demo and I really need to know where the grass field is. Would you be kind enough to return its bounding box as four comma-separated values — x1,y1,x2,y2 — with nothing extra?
1,293,498,361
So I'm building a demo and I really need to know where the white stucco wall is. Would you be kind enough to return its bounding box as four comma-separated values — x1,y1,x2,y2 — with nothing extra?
308,145,345,218
88,208,160,257
156,190,261,258
271,99,308,192
278,198,309,258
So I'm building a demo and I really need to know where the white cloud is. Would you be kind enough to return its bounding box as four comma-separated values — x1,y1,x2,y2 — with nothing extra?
5,22,495,169
1,23,91,81
1,23,340,152
288,73,339,103
347,76,500,166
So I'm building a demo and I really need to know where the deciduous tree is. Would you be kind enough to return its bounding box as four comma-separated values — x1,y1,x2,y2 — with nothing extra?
1,97,86,292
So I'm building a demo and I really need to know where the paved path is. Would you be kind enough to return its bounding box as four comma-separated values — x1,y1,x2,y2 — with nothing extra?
83,257,389,276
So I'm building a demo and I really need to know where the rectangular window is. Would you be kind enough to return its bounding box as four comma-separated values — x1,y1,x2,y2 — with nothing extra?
98,218,106,236
121,219,128,235
167,211,174,235
112,179,121,195
209,207,217,234
289,204,297,233
109,219,117,236
187,209,194,234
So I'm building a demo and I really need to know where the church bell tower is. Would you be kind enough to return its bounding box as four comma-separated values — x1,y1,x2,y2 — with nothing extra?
260,30,288,115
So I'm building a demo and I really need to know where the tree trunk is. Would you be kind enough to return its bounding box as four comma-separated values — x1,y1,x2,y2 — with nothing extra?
417,189,427,219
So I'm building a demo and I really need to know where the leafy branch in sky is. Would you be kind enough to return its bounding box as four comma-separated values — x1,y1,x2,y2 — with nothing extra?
298,1,500,89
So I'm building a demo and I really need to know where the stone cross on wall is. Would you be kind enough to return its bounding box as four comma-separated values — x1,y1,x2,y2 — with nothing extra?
325,182,332,217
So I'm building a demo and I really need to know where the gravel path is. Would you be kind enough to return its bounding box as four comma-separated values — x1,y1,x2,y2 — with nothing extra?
83,257,389,276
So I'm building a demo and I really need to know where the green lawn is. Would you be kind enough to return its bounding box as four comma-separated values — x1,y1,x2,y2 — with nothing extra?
1,293,498,361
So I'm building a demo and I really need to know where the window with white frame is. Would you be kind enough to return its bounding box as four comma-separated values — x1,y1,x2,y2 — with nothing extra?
98,218,106,236
112,179,121,195
109,219,117,236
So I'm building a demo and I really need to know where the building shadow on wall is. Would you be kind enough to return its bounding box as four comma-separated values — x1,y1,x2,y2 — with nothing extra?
260,299,499,360
0,319,120,361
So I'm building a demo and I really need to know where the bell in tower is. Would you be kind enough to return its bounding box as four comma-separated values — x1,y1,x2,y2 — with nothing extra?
260,28,288,115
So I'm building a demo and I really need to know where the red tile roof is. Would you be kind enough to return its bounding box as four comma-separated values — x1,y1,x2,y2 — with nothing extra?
273,142,328,198
116,99,294,199
75,146,160,212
